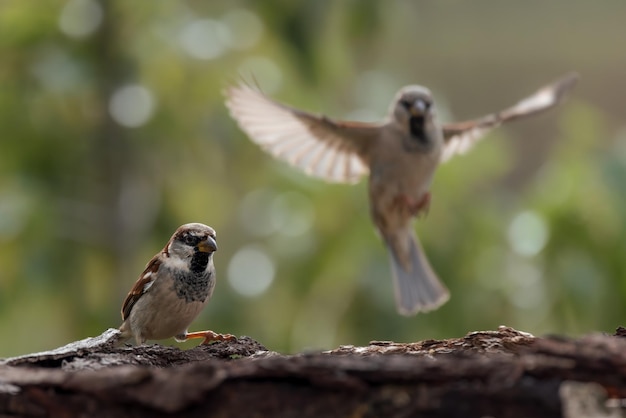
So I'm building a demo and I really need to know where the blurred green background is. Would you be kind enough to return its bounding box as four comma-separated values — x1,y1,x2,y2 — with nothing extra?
1,1,625,357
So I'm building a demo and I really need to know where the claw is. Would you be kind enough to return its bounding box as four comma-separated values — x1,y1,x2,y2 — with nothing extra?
413,192,431,218
179,330,237,345
391,192,431,218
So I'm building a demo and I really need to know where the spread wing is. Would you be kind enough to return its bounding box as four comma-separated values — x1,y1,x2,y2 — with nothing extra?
225,83,381,184
121,256,161,321
440,72,579,162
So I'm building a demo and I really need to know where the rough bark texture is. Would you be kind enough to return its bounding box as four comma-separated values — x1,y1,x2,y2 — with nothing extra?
1,326,625,417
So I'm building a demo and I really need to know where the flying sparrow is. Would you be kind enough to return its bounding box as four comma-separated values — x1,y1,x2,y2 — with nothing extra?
119,223,236,345
224,73,578,316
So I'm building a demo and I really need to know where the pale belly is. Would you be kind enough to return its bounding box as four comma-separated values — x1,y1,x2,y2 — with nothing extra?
129,279,208,341
368,148,440,231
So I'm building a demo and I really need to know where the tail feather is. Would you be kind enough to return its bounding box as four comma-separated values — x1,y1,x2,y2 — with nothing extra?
385,228,449,315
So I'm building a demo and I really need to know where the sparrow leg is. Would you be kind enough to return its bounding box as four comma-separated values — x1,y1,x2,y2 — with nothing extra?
411,192,431,218
391,192,431,218
179,330,237,344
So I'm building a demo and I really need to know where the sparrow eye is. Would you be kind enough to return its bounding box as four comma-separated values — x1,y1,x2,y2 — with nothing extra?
400,98,431,113
400,100,412,109
183,234,199,246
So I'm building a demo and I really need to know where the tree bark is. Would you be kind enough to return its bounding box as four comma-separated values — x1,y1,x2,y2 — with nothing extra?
1,327,625,417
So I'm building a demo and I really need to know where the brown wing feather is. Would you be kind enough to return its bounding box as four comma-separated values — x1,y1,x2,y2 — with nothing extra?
440,72,579,162
121,256,162,321
225,83,381,183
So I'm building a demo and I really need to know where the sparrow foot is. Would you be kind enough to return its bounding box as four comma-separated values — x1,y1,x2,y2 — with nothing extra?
182,330,237,345
391,192,431,218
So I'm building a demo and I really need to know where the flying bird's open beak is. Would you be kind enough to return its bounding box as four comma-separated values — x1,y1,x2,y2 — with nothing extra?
197,236,218,253
410,99,428,117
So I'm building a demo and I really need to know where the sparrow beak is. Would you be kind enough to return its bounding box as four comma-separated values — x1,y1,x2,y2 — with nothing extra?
197,236,218,253
410,99,428,117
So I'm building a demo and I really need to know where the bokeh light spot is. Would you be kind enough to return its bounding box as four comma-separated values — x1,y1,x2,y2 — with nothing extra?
108,85,155,128
505,258,546,309
179,19,230,60
58,0,103,38
227,246,275,297
270,191,315,237
238,189,279,237
30,49,82,92
507,211,549,257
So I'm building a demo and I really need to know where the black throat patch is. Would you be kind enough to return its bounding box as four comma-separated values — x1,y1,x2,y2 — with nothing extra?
409,116,427,144
190,251,210,274
171,252,213,303
404,116,433,153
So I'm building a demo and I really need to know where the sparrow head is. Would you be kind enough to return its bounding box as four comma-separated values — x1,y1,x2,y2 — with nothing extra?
167,223,218,260
391,85,439,150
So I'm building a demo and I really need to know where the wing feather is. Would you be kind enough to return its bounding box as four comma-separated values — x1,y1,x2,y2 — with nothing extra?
441,72,579,162
225,83,381,183
121,256,161,321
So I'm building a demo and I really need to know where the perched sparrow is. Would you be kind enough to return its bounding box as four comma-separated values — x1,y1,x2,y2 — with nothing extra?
119,223,235,344
225,73,578,316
